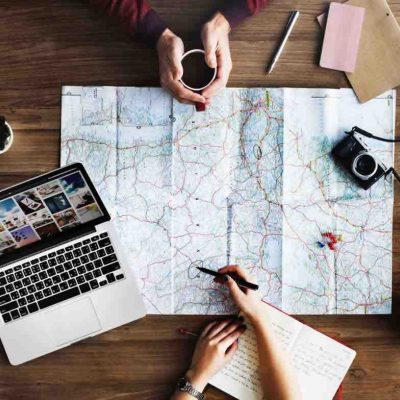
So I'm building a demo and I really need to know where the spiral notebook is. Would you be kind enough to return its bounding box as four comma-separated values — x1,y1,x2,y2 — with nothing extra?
210,303,356,400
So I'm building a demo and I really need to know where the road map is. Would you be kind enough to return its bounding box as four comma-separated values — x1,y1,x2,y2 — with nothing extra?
61,86,395,315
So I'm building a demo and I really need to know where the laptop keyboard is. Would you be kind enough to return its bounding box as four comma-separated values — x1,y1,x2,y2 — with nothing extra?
0,232,125,324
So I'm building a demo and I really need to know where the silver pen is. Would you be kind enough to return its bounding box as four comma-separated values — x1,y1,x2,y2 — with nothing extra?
267,10,300,74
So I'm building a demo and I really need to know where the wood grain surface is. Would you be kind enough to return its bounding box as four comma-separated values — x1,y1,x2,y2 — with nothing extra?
0,1,399,399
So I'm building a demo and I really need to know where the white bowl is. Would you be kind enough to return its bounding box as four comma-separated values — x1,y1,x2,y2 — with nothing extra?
0,122,14,155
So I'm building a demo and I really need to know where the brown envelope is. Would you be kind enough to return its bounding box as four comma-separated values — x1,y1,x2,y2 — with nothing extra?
318,0,400,103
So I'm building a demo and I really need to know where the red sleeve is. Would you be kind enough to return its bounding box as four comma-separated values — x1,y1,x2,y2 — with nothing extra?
89,0,168,47
220,0,269,28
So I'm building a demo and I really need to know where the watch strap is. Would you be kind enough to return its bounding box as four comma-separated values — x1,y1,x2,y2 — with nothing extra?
177,377,205,400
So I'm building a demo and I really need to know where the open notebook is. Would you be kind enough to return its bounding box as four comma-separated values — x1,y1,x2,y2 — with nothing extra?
210,303,356,400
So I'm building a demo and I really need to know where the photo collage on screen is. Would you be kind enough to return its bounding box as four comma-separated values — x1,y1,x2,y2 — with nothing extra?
0,171,103,256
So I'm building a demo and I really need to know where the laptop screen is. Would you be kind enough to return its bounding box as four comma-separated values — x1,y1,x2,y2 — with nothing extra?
0,164,109,264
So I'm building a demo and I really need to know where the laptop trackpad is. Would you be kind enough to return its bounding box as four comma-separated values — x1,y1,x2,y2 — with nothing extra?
47,297,101,346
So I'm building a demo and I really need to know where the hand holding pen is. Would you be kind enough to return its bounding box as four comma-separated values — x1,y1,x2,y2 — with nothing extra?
197,266,259,290
197,265,265,323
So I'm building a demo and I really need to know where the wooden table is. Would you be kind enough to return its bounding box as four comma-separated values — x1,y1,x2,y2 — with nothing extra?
0,1,399,399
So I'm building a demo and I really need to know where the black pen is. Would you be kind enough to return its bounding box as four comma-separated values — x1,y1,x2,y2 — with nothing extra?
196,267,259,291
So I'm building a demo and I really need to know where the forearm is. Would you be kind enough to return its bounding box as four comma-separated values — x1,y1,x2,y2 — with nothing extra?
170,392,197,400
252,315,301,400
88,0,167,46
220,0,269,28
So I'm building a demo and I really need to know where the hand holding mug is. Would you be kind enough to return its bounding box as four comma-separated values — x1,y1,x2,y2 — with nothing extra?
201,12,232,100
180,49,217,111
157,29,207,105
157,12,232,108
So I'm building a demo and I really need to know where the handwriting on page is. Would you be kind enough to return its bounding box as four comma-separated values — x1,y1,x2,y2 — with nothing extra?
292,332,355,386
271,320,297,351
216,317,301,395
219,324,262,394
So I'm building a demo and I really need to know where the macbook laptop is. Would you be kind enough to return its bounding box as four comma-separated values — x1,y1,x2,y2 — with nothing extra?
0,163,146,365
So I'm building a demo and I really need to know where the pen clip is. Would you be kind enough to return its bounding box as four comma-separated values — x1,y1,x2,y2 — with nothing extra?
286,11,298,29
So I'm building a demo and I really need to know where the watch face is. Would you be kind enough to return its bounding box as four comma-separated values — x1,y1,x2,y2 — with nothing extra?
178,377,187,390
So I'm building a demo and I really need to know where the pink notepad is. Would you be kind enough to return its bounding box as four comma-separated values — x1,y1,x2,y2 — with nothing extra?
320,2,365,73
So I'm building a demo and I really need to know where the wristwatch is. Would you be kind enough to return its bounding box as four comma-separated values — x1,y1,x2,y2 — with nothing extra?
176,377,205,400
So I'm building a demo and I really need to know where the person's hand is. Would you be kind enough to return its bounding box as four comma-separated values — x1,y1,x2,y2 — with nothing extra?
185,319,246,391
201,12,232,100
217,265,264,323
156,29,206,105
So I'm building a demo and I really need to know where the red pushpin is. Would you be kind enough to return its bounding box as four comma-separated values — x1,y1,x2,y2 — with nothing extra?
321,232,340,251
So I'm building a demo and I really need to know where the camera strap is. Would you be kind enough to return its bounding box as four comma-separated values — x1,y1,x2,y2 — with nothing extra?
385,167,400,184
346,126,400,143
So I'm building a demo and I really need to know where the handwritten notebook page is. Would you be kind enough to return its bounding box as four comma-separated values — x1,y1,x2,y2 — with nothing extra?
209,303,356,400
291,325,356,400
209,305,303,400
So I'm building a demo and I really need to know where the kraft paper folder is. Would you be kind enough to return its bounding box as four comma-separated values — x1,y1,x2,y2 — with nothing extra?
318,0,400,103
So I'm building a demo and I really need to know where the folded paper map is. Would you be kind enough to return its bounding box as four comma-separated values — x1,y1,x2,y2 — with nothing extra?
61,87,394,315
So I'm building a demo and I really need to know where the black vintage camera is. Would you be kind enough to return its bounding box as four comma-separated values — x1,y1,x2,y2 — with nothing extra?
332,128,390,190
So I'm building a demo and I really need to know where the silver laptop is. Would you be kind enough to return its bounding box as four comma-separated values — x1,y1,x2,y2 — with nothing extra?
0,163,146,365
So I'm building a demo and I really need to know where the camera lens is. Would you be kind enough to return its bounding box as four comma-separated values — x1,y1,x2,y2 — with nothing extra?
352,152,378,180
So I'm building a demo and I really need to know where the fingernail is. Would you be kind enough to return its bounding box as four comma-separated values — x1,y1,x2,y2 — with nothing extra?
214,277,224,284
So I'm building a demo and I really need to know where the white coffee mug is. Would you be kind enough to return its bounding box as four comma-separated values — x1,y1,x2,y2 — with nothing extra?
0,121,14,155
180,49,217,91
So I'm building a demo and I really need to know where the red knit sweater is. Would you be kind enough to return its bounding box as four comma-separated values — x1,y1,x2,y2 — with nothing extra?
89,0,268,46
